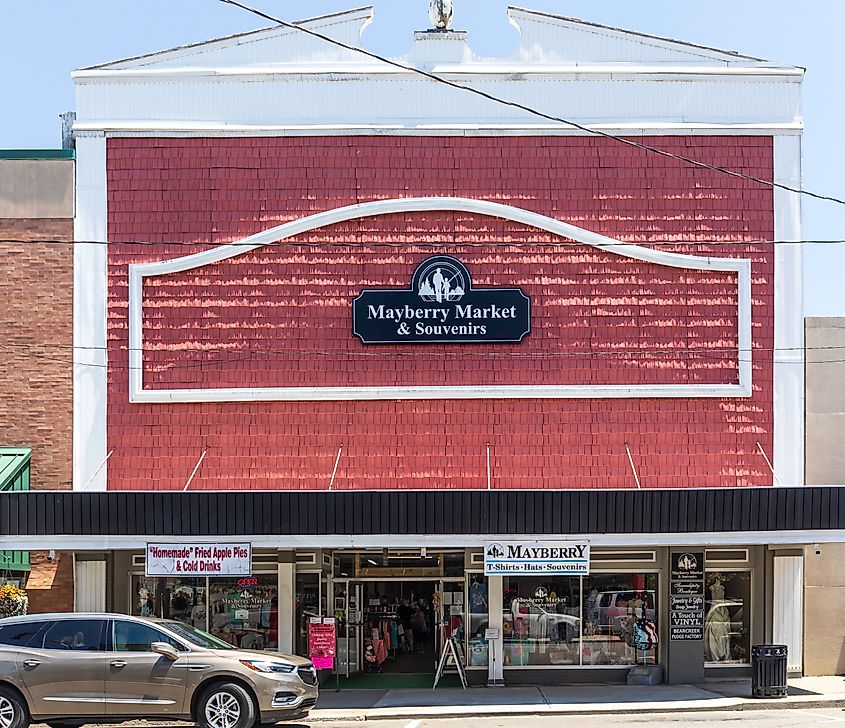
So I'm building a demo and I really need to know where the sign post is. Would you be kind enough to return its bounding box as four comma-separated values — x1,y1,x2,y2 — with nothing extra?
667,551,706,684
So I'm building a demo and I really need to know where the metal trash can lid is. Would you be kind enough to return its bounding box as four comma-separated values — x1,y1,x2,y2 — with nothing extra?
751,644,788,657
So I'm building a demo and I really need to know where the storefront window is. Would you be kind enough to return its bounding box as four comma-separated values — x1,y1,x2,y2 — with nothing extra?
705,571,750,664
208,574,278,650
502,576,581,666
130,576,206,627
466,574,489,667
583,574,658,666
295,572,320,657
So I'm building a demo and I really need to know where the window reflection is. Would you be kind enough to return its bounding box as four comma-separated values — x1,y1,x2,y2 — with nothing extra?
208,575,278,650
705,571,750,664
583,574,658,666
502,577,581,666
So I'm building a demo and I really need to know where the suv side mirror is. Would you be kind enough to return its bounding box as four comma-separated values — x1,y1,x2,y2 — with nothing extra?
151,641,180,661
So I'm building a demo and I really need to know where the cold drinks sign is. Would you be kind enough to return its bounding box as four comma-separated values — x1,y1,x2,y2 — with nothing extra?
146,543,252,577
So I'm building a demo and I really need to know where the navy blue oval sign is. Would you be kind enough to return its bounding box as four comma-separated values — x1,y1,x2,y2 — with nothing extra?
352,256,531,344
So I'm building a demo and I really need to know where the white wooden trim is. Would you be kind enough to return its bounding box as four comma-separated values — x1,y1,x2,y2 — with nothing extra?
79,124,803,136
73,133,108,491
72,66,805,81
74,559,107,612
773,135,804,487
2,529,835,552
773,555,804,672
128,196,752,403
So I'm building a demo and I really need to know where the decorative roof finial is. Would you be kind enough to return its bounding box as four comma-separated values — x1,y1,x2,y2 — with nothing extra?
428,0,453,30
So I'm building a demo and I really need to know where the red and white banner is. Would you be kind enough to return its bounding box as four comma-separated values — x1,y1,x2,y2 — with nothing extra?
145,543,251,576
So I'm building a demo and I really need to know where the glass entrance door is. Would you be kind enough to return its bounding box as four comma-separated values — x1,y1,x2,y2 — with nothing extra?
333,580,361,676
438,579,466,660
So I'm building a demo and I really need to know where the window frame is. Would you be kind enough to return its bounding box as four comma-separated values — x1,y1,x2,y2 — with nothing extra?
0,620,51,648
500,569,661,670
40,618,106,652
703,567,753,668
108,618,188,653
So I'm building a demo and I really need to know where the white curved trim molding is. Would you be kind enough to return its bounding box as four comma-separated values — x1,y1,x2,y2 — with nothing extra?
128,197,752,402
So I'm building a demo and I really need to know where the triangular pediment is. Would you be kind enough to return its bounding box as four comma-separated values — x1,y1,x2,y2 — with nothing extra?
82,6,374,71
508,6,771,65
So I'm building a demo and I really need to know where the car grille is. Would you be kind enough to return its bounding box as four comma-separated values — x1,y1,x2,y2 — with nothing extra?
298,666,318,686
300,698,317,709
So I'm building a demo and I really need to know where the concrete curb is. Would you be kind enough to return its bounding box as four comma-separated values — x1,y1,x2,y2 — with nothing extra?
308,697,845,722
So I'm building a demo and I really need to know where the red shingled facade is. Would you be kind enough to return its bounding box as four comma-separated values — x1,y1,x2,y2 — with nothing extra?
106,135,774,491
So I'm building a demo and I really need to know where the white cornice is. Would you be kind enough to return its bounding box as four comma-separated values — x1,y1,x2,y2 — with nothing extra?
128,196,752,404
71,64,803,81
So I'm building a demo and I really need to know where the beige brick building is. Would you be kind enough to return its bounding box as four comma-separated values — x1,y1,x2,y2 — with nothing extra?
0,151,75,612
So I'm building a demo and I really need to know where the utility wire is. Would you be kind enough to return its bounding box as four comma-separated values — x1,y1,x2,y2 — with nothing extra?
219,0,845,207
0,341,836,356
0,237,843,248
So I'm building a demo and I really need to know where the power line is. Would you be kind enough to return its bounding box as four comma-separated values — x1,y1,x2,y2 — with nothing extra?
219,0,845,207
1,237,844,248
0,341,831,374
1,341,836,355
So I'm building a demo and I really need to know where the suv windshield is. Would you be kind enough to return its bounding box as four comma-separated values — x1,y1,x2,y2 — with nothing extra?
159,621,234,650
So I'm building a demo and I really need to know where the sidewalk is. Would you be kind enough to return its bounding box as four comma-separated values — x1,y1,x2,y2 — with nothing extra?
310,676,845,722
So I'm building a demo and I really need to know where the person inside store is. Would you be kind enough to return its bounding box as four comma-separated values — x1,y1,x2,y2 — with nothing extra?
411,605,428,653
397,598,414,652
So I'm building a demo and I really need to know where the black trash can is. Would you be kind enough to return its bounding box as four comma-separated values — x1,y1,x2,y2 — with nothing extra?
751,644,788,698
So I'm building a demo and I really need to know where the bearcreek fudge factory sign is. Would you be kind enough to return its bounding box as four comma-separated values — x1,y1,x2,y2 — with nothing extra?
146,543,252,577
352,255,531,344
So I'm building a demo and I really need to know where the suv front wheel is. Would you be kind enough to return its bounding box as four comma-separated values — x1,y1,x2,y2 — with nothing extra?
0,686,29,728
197,682,256,728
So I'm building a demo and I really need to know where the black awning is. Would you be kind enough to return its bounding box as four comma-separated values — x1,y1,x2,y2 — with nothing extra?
0,488,841,538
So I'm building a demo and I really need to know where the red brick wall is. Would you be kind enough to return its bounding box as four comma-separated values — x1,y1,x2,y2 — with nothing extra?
0,219,73,490
106,136,774,490
26,552,74,614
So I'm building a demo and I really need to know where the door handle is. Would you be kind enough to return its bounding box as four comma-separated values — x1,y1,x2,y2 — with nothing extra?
110,660,127,668
22,659,40,668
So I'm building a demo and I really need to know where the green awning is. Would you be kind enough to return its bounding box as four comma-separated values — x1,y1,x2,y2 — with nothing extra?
0,449,31,573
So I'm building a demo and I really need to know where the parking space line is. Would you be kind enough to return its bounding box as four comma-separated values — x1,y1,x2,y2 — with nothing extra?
789,709,845,723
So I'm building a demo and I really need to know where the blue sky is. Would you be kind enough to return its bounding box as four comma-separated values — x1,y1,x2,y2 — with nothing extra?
2,1,842,315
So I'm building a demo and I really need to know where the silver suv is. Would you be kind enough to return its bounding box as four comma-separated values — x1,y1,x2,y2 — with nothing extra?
0,613,318,728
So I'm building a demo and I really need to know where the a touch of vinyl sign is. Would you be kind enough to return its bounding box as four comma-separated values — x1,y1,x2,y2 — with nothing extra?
352,255,531,344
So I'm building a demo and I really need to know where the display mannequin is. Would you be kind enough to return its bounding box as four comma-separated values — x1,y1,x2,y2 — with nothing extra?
704,579,731,661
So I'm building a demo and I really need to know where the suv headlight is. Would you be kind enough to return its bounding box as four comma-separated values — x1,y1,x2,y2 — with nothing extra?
240,659,296,674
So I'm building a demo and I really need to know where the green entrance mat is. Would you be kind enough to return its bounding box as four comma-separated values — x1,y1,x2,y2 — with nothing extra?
333,672,462,689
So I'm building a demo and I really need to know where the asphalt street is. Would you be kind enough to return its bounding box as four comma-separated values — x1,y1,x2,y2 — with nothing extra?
290,709,845,728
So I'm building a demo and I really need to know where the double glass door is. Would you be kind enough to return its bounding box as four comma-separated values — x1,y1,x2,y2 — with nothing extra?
333,578,465,676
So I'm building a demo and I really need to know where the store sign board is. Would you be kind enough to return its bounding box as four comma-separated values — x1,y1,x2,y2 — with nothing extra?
145,543,252,577
483,540,590,576
669,551,705,641
353,255,531,344
309,617,337,670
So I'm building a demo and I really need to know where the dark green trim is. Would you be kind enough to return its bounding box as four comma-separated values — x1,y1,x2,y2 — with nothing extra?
0,150,74,160
0,449,31,492
0,449,31,573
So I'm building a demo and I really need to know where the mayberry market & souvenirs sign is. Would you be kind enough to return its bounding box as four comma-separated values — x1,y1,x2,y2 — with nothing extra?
352,255,531,344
